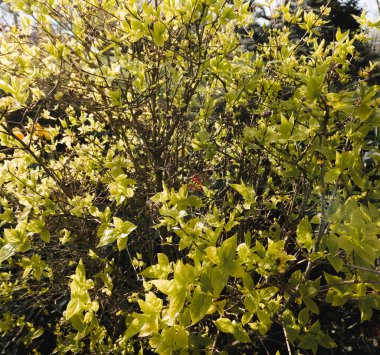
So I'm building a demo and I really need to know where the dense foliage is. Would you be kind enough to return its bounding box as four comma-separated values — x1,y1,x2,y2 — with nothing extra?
301,0,362,39
0,0,380,353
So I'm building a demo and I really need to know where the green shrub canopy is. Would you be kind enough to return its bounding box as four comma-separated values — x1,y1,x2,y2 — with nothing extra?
0,0,380,353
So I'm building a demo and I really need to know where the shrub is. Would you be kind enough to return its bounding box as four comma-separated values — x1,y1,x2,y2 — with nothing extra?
0,0,380,353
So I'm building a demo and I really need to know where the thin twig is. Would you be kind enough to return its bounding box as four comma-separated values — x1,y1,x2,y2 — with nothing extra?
343,263,380,276
283,326,292,355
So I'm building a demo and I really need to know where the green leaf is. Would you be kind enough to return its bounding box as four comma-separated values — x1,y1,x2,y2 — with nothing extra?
356,103,373,121
31,328,44,340
205,246,220,265
358,297,373,322
70,314,86,332
174,325,189,348
107,87,122,106
124,316,144,341
244,294,258,313
257,310,272,326
18,238,31,253
230,182,255,209
285,325,300,344
336,28,349,42
327,255,343,273
279,115,292,138
319,332,337,349
0,243,17,264
66,298,85,320
140,253,172,279
0,79,14,95
303,297,319,315
306,76,322,101
242,312,253,325
157,253,169,267
168,289,186,321
150,280,174,295
189,286,213,324
74,259,87,284
4,226,30,252
337,235,353,254
299,333,319,355
324,168,340,184
219,235,237,264
27,219,44,233
297,217,313,252
215,318,234,333
211,266,229,298
233,323,251,343
225,211,239,232
97,228,117,248
237,243,250,262
298,308,309,326
117,236,128,251
173,260,195,288
114,217,137,237
97,218,136,249
40,229,50,243
140,264,166,279
254,310,272,336
153,21,166,46
326,233,339,254
108,175,135,205
181,195,203,209
228,260,245,278
138,292,162,315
